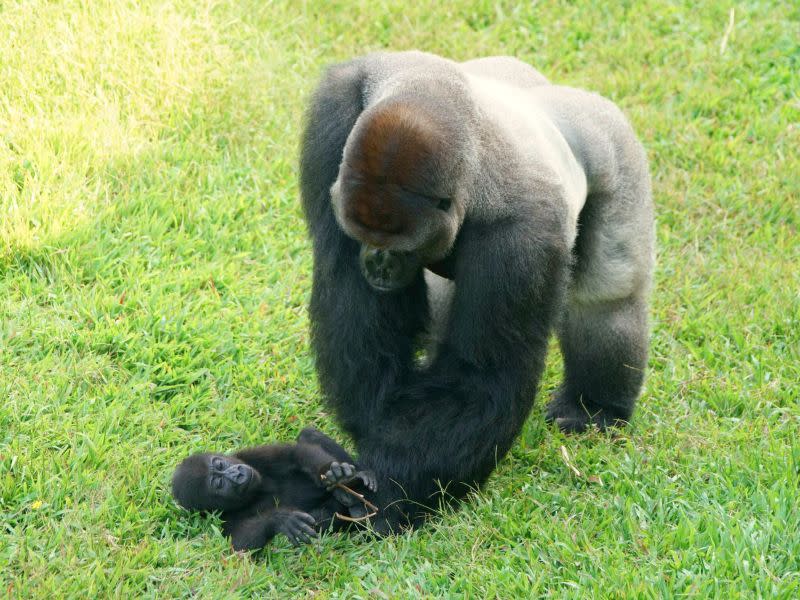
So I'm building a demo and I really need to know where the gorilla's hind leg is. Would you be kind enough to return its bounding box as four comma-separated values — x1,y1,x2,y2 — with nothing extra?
547,295,649,432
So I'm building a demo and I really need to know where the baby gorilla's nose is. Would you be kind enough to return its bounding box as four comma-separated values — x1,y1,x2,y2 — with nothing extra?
227,464,251,486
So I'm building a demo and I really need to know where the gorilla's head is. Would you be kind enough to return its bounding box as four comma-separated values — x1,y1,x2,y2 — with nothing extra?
330,96,471,291
172,453,261,512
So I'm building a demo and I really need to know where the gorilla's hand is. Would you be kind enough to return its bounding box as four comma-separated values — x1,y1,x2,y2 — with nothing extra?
277,511,317,546
332,470,379,507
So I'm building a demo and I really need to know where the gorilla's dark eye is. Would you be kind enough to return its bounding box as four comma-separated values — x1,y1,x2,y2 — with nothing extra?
211,475,223,490
436,198,451,212
211,457,224,470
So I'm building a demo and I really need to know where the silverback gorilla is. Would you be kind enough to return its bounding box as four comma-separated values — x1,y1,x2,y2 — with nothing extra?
299,52,654,533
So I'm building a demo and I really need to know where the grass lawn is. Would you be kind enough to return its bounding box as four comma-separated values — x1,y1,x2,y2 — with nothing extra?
1,0,798,597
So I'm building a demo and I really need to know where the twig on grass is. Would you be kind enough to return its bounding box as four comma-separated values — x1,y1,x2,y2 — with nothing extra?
319,475,380,522
720,8,735,55
560,445,604,486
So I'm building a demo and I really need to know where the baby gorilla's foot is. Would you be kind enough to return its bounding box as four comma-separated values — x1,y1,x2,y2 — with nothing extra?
323,462,378,491
323,461,357,487
355,470,377,492
278,510,317,546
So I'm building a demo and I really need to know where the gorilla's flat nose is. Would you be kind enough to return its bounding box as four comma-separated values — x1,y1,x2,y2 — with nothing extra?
225,465,250,485
234,465,250,485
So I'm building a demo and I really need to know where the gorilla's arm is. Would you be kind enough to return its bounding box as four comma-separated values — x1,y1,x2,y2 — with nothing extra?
300,61,429,441
222,509,317,550
359,217,569,529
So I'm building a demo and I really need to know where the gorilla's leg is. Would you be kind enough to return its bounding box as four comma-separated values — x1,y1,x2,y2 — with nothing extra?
548,183,654,432
548,295,649,432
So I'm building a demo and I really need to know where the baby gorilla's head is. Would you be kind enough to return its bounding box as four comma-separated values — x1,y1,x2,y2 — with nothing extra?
171,453,261,512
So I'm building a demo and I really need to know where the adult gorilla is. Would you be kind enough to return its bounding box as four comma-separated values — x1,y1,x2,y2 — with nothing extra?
299,52,654,532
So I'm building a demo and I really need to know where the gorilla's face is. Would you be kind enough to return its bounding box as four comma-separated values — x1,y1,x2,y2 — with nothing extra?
172,453,261,512
330,100,466,292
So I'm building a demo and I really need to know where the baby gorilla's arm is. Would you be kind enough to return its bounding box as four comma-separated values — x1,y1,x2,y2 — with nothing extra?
223,509,316,551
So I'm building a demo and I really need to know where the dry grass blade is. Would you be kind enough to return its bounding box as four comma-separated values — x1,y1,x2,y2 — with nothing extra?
560,445,603,486
720,8,736,54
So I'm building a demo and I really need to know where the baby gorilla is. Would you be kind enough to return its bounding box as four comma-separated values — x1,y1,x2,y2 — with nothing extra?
171,427,377,551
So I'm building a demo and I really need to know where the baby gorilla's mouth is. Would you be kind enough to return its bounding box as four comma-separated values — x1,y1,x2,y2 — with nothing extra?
236,479,250,495
235,467,252,488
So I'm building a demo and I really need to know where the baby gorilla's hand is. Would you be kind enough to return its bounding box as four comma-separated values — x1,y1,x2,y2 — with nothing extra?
278,511,317,546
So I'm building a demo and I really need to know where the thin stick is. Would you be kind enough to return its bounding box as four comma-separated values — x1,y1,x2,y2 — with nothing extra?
720,8,735,55
332,482,379,513
333,510,378,523
560,445,583,478
319,475,380,522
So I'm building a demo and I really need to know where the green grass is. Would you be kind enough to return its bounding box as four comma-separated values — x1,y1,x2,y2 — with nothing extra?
1,0,798,597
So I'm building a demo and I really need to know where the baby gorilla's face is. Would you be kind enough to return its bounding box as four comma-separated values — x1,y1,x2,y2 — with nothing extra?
172,453,261,512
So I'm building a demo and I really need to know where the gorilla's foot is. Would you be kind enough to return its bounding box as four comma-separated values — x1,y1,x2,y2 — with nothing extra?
545,387,630,433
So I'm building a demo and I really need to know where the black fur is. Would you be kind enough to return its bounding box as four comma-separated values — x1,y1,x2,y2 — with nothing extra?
171,428,376,550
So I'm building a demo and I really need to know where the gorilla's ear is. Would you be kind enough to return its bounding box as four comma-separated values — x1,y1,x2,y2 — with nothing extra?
171,454,211,511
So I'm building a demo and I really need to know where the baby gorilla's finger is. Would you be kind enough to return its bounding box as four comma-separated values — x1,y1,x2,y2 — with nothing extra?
287,529,307,546
285,513,316,546
296,511,316,526
324,462,359,487
323,468,339,490
356,471,378,491
292,524,317,545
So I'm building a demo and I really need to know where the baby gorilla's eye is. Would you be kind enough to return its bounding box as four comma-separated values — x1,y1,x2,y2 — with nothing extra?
211,457,224,470
211,475,223,490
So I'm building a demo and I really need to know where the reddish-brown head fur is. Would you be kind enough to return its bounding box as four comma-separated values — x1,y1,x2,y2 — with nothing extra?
339,101,446,241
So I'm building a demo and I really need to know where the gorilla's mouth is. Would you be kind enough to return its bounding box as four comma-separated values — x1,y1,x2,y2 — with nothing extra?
236,476,253,496
359,246,420,292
